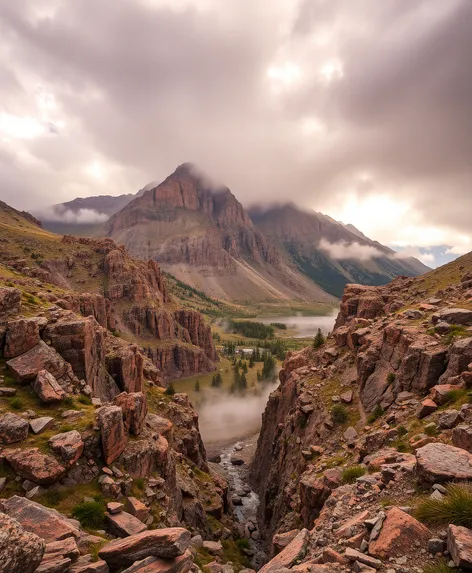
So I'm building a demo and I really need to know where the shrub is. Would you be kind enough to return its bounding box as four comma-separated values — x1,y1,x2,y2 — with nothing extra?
367,404,384,424
71,501,105,529
236,538,250,550
397,425,408,437
331,404,348,424
396,442,409,453
9,397,24,410
134,478,145,491
416,483,472,528
165,383,176,396
62,396,75,408
78,395,92,405
341,465,366,484
387,372,396,385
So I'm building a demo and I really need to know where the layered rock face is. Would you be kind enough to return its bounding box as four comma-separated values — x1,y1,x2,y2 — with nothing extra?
105,164,334,303
251,257,472,572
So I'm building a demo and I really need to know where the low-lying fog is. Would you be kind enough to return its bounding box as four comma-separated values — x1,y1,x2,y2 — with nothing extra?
258,309,338,338
174,380,279,447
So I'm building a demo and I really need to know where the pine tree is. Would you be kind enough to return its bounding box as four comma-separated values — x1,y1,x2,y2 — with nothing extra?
165,382,176,395
313,328,325,349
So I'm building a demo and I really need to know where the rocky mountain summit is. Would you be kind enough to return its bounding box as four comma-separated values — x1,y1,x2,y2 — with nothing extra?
104,164,333,303
250,252,472,572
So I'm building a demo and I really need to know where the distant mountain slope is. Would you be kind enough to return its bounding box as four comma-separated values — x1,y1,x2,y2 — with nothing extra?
38,188,151,236
248,203,430,297
105,164,335,304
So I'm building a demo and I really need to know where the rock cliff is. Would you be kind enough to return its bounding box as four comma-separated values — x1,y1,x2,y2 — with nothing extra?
251,252,472,571
0,203,217,382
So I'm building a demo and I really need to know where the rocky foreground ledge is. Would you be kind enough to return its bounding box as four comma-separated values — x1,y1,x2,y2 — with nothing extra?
251,269,472,572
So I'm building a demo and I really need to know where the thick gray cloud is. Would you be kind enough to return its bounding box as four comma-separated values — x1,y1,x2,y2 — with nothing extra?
0,0,471,256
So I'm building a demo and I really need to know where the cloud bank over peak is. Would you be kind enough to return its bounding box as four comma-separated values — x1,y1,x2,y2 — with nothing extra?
0,0,471,267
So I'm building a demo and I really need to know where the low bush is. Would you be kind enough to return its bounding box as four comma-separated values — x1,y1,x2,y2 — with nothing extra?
71,501,105,529
331,404,348,424
423,559,459,573
387,372,396,385
164,383,176,396
341,465,366,484
416,483,472,528
9,397,24,410
367,404,384,424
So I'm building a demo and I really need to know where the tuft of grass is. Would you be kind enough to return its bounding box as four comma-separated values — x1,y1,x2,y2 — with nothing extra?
342,465,366,484
443,390,462,405
62,396,76,408
423,559,461,573
416,483,472,528
43,489,63,507
134,478,145,491
387,372,396,385
424,424,438,437
9,397,24,410
77,395,92,405
331,404,349,424
71,501,105,529
367,404,384,424
445,325,469,345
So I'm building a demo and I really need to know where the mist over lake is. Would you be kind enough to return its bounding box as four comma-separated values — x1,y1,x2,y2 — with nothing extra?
257,310,338,338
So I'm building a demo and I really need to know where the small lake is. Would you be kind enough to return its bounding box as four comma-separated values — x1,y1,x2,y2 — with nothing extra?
257,310,338,338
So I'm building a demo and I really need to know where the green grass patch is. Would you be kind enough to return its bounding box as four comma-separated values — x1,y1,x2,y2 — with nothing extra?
416,483,472,528
423,559,462,573
9,397,24,410
341,465,366,484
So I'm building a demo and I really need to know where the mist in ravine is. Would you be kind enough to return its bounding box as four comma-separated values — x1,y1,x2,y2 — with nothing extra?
188,382,279,446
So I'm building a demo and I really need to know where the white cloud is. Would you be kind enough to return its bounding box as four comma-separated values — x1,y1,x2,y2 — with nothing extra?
318,239,384,261
36,206,109,224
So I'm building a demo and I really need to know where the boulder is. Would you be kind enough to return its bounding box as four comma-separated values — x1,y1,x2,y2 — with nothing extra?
5,448,66,485
98,405,127,465
343,426,358,445
0,286,21,319
340,390,353,404
1,496,80,543
105,511,147,538
145,414,173,437
430,384,463,406
344,549,381,570
203,541,223,557
125,497,150,522
35,557,72,572
272,530,300,555
416,399,438,419
447,524,472,568
439,337,472,384
452,425,472,453
33,370,66,403
4,317,44,359
49,431,84,465
43,537,80,561
30,416,55,434
0,512,45,573
438,409,464,429
369,507,430,558
114,392,148,435
0,412,29,444
433,308,472,326
120,550,193,573
259,529,310,573
98,528,191,568
416,443,472,483
7,341,80,394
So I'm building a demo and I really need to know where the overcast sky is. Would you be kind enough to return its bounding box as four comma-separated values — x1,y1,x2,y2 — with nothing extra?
1,0,471,267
